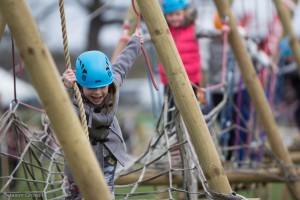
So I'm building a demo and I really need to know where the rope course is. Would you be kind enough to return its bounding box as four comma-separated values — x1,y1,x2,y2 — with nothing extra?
1,0,300,199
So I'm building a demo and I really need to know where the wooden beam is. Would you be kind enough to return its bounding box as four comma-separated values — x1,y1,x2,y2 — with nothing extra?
0,11,5,41
0,1,112,199
116,167,300,185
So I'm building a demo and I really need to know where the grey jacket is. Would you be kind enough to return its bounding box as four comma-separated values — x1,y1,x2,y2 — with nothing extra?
69,36,141,166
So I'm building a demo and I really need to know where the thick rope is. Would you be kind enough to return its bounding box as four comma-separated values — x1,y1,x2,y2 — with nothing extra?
59,0,89,138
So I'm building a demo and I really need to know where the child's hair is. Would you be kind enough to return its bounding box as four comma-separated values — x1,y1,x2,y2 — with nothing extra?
106,81,117,109
184,6,197,26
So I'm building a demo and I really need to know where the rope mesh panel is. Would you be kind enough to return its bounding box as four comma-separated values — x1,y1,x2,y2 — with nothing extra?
0,103,67,199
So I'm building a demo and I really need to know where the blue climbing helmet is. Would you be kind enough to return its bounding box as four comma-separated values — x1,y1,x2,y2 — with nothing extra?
75,51,114,88
162,0,189,14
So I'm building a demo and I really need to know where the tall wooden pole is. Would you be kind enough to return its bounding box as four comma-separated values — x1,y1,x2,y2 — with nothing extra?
0,1,112,199
272,0,300,76
0,95,9,193
213,0,300,199
111,1,139,63
0,11,5,41
136,0,232,194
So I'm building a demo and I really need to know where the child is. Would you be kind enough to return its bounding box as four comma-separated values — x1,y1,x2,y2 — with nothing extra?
62,29,143,199
159,0,204,103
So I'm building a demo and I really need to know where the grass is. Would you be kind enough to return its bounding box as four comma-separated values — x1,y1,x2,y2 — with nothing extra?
114,183,293,200
233,183,292,200
1,185,292,200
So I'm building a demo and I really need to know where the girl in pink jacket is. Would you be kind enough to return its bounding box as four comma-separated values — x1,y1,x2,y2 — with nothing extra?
159,0,204,103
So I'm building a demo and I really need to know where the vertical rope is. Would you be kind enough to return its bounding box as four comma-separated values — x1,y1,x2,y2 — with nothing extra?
59,0,89,138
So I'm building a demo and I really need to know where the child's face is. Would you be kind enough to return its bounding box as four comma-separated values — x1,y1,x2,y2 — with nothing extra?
165,9,185,28
83,86,109,105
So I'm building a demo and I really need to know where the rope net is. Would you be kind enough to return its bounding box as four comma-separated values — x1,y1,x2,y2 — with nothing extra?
115,96,207,199
0,94,248,200
0,103,67,199
114,91,249,200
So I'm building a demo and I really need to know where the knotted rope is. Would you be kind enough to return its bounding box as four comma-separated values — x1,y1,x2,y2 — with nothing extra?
59,0,89,138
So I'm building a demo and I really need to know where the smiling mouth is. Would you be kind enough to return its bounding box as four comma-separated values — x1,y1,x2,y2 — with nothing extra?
92,96,101,100
91,96,102,102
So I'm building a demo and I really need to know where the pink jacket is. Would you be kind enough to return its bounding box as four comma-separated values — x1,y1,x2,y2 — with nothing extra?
158,24,202,85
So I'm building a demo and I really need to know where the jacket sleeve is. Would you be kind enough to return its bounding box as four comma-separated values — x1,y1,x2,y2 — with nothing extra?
112,35,141,87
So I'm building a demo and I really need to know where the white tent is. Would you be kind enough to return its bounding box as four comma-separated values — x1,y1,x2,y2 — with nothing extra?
0,67,39,107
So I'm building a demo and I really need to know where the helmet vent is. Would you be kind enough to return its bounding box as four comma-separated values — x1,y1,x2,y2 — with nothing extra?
107,71,112,78
78,58,88,82
82,74,87,81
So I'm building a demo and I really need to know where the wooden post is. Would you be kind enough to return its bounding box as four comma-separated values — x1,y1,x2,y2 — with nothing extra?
0,1,112,199
0,11,5,41
213,0,300,199
136,0,232,194
118,167,300,185
0,96,9,193
111,1,138,63
272,0,300,76
115,167,300,185
176,115,198,200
